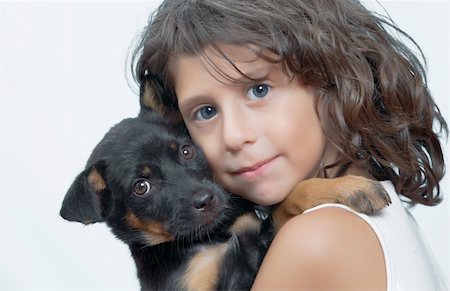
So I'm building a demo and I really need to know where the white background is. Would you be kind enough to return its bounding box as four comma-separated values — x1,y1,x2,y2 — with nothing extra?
1,1,448,290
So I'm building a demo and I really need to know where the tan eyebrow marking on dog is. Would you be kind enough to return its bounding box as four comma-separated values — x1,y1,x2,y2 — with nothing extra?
87,168,106,193
141,166,152,177
169,141,178,151
229,213,261,235
125,212,173,245
182,243,229,291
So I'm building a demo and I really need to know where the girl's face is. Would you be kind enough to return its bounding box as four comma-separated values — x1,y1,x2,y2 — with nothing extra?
174,45,327,206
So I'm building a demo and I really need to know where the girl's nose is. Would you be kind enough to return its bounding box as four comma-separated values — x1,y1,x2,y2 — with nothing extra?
221,106,256,152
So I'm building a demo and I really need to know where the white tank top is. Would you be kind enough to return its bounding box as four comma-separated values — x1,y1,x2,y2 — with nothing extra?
304,181,447,290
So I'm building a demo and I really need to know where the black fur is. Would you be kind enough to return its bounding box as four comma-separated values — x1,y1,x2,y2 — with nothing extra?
60,110,269,290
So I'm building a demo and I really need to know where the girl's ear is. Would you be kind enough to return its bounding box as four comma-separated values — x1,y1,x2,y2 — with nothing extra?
59,161,110,225
139,74,183,124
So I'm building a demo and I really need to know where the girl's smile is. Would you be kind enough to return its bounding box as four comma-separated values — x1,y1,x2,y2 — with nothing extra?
175,45,327,206
231,155,280,181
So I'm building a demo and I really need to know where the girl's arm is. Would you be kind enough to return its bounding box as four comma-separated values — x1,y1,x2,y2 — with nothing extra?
252,207,386,290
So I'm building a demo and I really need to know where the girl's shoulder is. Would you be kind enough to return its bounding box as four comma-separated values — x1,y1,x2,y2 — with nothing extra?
252,206,386,289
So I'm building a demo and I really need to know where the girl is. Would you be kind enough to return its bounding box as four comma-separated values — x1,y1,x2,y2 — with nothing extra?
131,0,447,289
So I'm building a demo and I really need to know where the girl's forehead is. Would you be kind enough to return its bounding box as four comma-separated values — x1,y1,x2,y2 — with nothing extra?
173,44,280,83
203,44,261,63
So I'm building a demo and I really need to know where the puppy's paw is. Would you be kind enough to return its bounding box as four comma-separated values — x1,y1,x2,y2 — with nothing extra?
335,176,391,215
272,176,391,231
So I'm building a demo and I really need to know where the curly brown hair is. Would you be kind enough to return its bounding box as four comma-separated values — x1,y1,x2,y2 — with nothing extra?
131,0,447,206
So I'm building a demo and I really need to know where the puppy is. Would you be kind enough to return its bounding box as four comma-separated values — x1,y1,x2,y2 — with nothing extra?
60,106,390,290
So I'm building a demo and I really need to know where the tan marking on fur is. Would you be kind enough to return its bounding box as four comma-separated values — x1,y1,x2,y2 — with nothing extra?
272,176,390,231
125,212,173,245
141,84,183,123
87,168,106,193
82,220,95,225
141,84,167,116
229,213,261,235
169,141,178,151
141,166,152,177
182,243,229,291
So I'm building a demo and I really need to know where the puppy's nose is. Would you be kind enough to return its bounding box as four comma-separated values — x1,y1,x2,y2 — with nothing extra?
192,191,214,211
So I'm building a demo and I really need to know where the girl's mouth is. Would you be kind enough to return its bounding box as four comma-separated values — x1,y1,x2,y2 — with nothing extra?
233,156,279,180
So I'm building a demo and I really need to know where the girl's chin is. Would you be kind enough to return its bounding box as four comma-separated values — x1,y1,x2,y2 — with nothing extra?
223,176,294,205
237,188,288,206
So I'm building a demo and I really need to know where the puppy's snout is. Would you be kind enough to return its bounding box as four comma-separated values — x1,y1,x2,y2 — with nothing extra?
192,190,214,211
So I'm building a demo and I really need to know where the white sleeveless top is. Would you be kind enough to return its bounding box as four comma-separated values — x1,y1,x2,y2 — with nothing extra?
304,181,447,290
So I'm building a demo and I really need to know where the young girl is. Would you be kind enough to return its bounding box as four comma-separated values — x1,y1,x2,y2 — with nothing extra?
131,0,448,289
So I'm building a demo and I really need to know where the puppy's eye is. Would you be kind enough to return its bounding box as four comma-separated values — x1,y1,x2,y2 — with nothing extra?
133,179,152,196
180,145,195,160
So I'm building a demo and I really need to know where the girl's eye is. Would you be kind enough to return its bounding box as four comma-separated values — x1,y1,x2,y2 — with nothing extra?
180,145,195,160
133,179,153,196
195,106,217,121
247,84,270,100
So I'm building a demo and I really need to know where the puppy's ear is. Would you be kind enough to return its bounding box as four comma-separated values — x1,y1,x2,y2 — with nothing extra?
60,161,109,225
139,73,183,124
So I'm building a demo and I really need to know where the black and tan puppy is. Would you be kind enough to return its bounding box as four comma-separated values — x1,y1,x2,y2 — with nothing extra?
60,107,390,290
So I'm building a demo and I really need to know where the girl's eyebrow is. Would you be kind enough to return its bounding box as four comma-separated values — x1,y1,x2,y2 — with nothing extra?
178,95,208,113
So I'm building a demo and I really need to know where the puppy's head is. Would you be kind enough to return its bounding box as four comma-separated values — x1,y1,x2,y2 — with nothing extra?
60,113,229,246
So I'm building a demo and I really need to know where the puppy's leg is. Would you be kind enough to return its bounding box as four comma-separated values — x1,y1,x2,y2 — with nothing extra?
272,176,391,230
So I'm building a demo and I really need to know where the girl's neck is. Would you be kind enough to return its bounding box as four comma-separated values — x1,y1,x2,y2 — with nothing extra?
322,144,375,180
